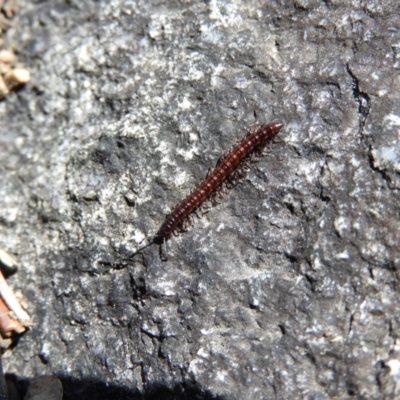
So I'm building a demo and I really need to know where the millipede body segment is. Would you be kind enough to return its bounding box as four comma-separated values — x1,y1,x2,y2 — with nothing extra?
154,121,284,244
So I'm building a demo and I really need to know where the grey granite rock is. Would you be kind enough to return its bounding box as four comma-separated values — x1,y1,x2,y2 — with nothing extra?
0,1,399,399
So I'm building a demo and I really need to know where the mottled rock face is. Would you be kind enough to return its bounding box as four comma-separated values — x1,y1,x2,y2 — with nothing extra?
0,1,399,399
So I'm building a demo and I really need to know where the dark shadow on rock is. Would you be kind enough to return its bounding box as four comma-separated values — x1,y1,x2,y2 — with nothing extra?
5,373,224,400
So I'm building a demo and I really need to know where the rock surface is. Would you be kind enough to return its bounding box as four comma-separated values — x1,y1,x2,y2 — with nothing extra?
0,1,399,399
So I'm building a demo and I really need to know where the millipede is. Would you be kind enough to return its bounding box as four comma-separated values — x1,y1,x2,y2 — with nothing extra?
150,120,284,260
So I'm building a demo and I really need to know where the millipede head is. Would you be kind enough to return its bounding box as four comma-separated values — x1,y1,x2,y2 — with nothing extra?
261,121,284,137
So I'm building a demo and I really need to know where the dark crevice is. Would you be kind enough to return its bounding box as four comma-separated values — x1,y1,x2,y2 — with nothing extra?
278,324,286,335
367,265,375,280
305,350,317,366
318,185,331,203
284,201,295,214
304,274,316,292
326,80,340,90
346,380,359,396
284,253,298,263
348,311,356,337
346,63,371,141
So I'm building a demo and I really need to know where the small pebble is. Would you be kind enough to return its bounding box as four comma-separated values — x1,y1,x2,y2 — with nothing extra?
4,67,30,90
0,49,15,63
0,248,17,270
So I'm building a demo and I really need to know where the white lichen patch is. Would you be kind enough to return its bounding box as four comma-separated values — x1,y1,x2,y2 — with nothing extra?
176,145,199,161
371,146,400,172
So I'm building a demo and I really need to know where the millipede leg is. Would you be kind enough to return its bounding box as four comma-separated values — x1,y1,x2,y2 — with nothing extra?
212,191,225,205
187,214,194,227
216,147,234,166
211,182,231,205
180,215,193,231
248,124,261,136
250,149,262,163
261,145,271,156
229,165,248,181
198,199,212,214
206,167,214,178
195,209,203,219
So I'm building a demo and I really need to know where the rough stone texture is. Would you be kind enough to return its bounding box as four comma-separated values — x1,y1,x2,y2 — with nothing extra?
0,0,399,399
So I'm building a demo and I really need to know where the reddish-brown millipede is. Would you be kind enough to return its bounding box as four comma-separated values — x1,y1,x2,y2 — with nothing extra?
152,121,284,259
